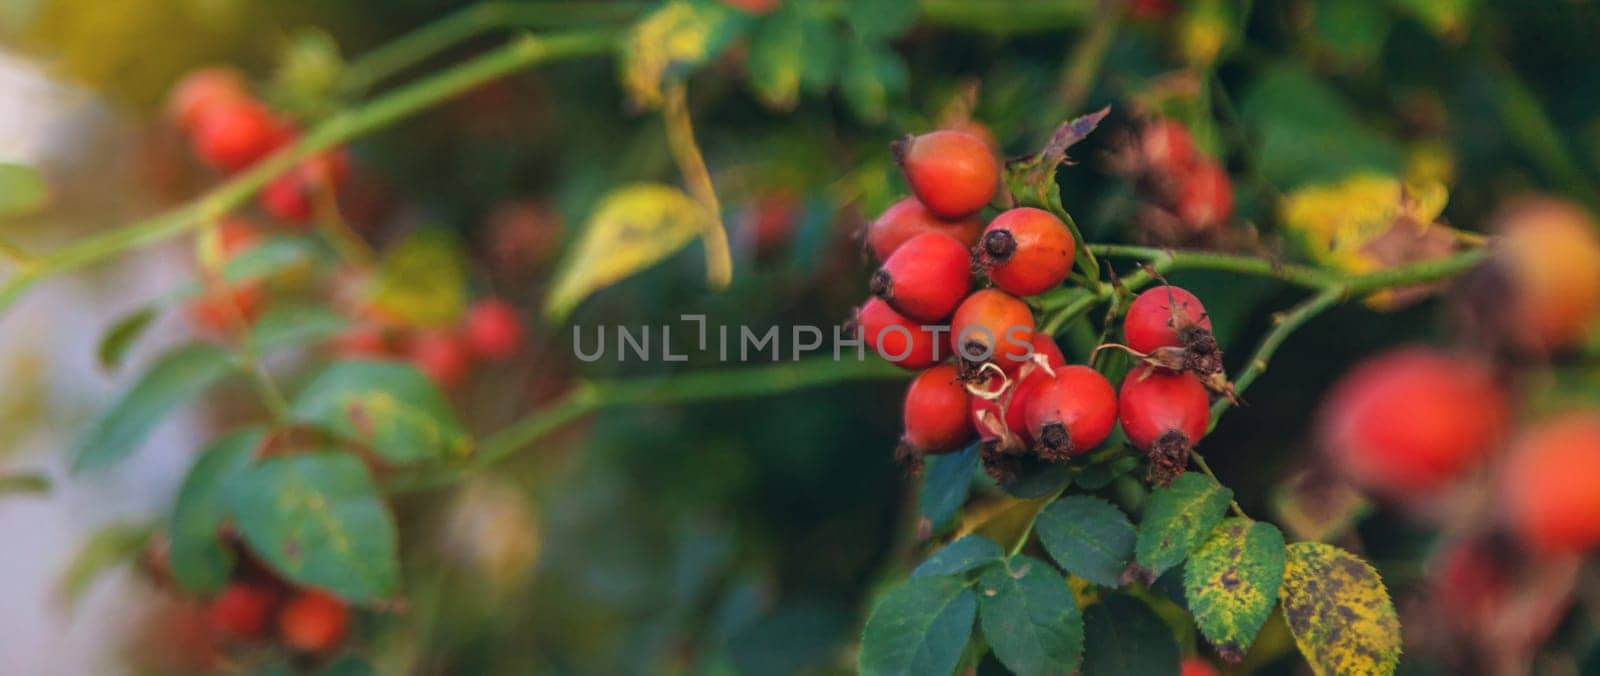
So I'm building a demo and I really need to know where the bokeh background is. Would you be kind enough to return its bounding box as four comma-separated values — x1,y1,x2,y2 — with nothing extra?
1,0,1599,674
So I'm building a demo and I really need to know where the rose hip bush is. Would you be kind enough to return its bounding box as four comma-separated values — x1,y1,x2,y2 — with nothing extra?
3,0,1600,674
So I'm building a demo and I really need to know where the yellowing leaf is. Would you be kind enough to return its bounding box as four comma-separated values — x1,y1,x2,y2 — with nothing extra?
1279,173,1461,309
1278,542,1401,676
368,230,468,328
1184,519,1286,662
621,1,745,110
545,184,710,321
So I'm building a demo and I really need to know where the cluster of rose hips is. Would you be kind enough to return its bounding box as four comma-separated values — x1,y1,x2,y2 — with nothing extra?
1316,196,1600,558
1115,119,1235,244
142,538,351,659
168,67,527,391
853,128,1229,484
168,67,350,225
331,297,526,390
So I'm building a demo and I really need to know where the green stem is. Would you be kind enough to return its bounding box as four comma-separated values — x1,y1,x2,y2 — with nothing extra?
338,2,642,96
0,30,617,317
1090,243,1339,289
1208,285,1343,427
0,236,32,265
1057,4,1118,113
393,358,907,492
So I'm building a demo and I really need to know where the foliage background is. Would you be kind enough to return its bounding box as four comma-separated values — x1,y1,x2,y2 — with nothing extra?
0,0,1598,673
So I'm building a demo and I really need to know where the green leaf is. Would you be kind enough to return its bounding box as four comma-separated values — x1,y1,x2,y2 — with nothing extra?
620,0,749,109
920,444,977,531
914,534,1002,578
1183,518,1286,663
229,452,400,601
1074,454,1138,490
847,0,919,39
1279,542,1401,676
249,302,349,353
546,183,710,321
1082,595,1181,676
97,306,158,372
57,522,154,606
0,162,46,217
1238,66,1402,188
977,555,1084,676
1311,0,1390,67
797,10,840,92
0,472,49,496
1135,472,1233,579
1035,495,1136,588
291,360,471,465
73,344,236,473
221,235,322,285
746,5,803,109
839,40,908,124
859,576,977,676
168,427,266,594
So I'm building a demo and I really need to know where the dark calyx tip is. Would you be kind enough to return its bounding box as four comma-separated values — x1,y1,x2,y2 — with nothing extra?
1179,326,1225,376
890,134,914,166
1146,430,1191,487
894,440,924,475
869,269,893,299
981,229,1017,262
1036,422,1073,462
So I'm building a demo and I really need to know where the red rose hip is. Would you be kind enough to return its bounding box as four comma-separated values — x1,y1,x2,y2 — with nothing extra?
854,298,944,370
978,207,1077,296
870,232,972,322
970,333,1065,449
950,289,1035,375
866,196,983,261
1025,365,1118,461
892,130,1000,219
1119,366,1211,485
902,364,975,455
1124,285,1213,354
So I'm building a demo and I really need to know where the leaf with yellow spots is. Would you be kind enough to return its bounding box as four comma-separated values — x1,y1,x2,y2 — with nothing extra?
620,0,748,110
228,453,399,602
1184,518,1286,663
1278,542,1401,676
545,183,712,321
1135,472,1233,579
291,360,471,465
1279,173,1462,309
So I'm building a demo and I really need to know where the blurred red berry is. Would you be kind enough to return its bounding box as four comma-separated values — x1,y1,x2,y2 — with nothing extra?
1502,412,1600,554
1175,160,1234,232
277,589,349,653
408,329,473,389
464,299,524,361
191,100,289,173
206,583,277,640
168,67,251,132
1318,348,1508,496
